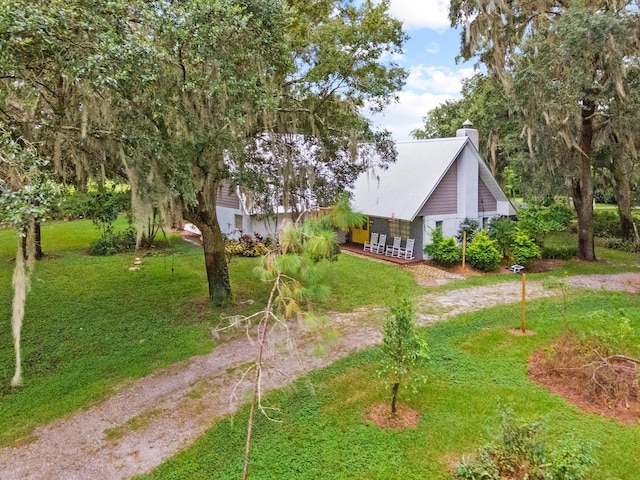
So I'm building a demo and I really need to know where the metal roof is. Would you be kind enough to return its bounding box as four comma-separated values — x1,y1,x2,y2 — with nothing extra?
350,137,468,221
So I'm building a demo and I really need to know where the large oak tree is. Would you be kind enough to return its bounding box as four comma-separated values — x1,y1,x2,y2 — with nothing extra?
450,0,640,259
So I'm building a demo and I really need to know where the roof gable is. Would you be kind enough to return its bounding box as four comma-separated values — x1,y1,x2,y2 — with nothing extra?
350,137,468,221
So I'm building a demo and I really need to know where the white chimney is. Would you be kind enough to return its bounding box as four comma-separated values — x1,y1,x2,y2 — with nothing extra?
456,119,479,150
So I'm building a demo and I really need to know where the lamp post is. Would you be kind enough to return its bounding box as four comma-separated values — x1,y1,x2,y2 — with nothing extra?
509,264,526,333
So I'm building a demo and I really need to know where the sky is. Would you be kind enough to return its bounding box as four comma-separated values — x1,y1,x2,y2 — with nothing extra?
365,0,476,142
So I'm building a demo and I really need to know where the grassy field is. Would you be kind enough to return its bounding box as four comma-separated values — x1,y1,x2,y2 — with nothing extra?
1,219,639,478
138,290,640,480
0,219,421,446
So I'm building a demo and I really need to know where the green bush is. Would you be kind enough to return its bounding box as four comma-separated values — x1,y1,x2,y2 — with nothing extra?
517,202,574,246
488,216,517,259
541,245,577,260
605,238,640,253
89,228,136,255
424,227,461,266
466,230,501,272
592,210,622,238
456,409,597,480
512,228,541,266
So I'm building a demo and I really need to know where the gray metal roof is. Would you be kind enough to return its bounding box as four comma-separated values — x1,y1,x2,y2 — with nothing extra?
350,137,468,221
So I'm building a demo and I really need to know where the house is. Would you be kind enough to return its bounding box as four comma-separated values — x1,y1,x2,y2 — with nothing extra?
349,121,515,260
206,182,288,240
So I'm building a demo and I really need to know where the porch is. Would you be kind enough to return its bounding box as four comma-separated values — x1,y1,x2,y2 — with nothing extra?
340,243,423,265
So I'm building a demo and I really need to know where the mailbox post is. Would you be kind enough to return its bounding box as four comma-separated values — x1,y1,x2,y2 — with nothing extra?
509,265,526,333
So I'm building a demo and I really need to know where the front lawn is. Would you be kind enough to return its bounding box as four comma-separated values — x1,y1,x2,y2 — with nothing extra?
0,219,421,446
139,289,640,479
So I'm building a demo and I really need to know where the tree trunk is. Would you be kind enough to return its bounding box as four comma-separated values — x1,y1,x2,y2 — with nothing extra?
572,101,596,261
611,156,636,241
184,178,232,305
391,382,399,414
21,221,43,260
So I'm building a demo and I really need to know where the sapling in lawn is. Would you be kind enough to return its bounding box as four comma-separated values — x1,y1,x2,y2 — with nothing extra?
378,299,429,414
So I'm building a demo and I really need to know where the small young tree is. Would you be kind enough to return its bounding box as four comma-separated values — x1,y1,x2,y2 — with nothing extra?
378,299,429,414
456,217,480,245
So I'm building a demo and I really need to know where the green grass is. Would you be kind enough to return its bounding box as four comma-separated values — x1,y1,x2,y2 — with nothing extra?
137,290,640,480
0,219,421,446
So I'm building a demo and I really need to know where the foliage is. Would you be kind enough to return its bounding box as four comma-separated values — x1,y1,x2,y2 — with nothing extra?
592,210,622,239
0,0,408,305
511,229,541,266
541,245,577,261
424,227,462,266
456,408,597,480
225,233,272,258
450,0,640,261
488,216,517,259
466,230,501,272
605,238,640,253
517,203,574,247
456,217,479,245
377,298,429,413
89,228,136,256
56,188,131,223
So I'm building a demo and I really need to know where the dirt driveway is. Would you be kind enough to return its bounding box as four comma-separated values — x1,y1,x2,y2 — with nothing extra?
1,272,638,479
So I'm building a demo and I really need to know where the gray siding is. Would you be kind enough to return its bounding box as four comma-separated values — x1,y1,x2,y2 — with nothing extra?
216,182,240,209
478,177,497,212
410,218,424,259
418,161,457,216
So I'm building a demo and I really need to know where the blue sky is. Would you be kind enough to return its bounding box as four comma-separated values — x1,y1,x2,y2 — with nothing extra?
365,0,476,141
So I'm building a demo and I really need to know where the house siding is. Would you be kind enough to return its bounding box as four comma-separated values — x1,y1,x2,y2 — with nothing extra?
418,161,457,216
216,182,240,209
478,177,497,212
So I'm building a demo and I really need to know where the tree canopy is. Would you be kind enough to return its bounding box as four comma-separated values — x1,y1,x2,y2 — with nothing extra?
449,0,640,259
1,0,408,304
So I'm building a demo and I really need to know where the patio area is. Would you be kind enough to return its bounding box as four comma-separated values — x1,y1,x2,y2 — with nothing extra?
340,243,423,265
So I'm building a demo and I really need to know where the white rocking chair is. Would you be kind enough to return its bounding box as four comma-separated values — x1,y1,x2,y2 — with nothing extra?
374,234,387,254
363,232,379,252
385,236,401,257
398,238,415,260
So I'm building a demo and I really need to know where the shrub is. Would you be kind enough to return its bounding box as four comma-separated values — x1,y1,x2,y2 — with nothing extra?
456,408,597,480
488,216,517,259
424,227,461,266
605,238,640,253
225,232,272,257
512,228,540,266
592,210,622,238
466,230,501,272
517,202,574,246
89,229,136,255
456,218,480,245
541,245,577,260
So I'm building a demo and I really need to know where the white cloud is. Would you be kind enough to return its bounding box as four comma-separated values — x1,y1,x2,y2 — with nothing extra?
388,0,450,31
365,64,475,141
369,91,455,141
406,65,475,94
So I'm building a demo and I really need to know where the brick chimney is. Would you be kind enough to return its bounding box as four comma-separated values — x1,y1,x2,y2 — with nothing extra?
456,119,479,150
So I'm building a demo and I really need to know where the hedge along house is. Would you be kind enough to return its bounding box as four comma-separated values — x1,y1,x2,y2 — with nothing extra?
349,121,515,260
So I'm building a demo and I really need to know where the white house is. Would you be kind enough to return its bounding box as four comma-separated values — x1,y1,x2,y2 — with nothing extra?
348,121,515,260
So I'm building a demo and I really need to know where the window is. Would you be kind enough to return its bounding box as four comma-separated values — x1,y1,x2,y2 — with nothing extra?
234,214,243,230
389,219,411,238
482,217,489,229
435,220,443,231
